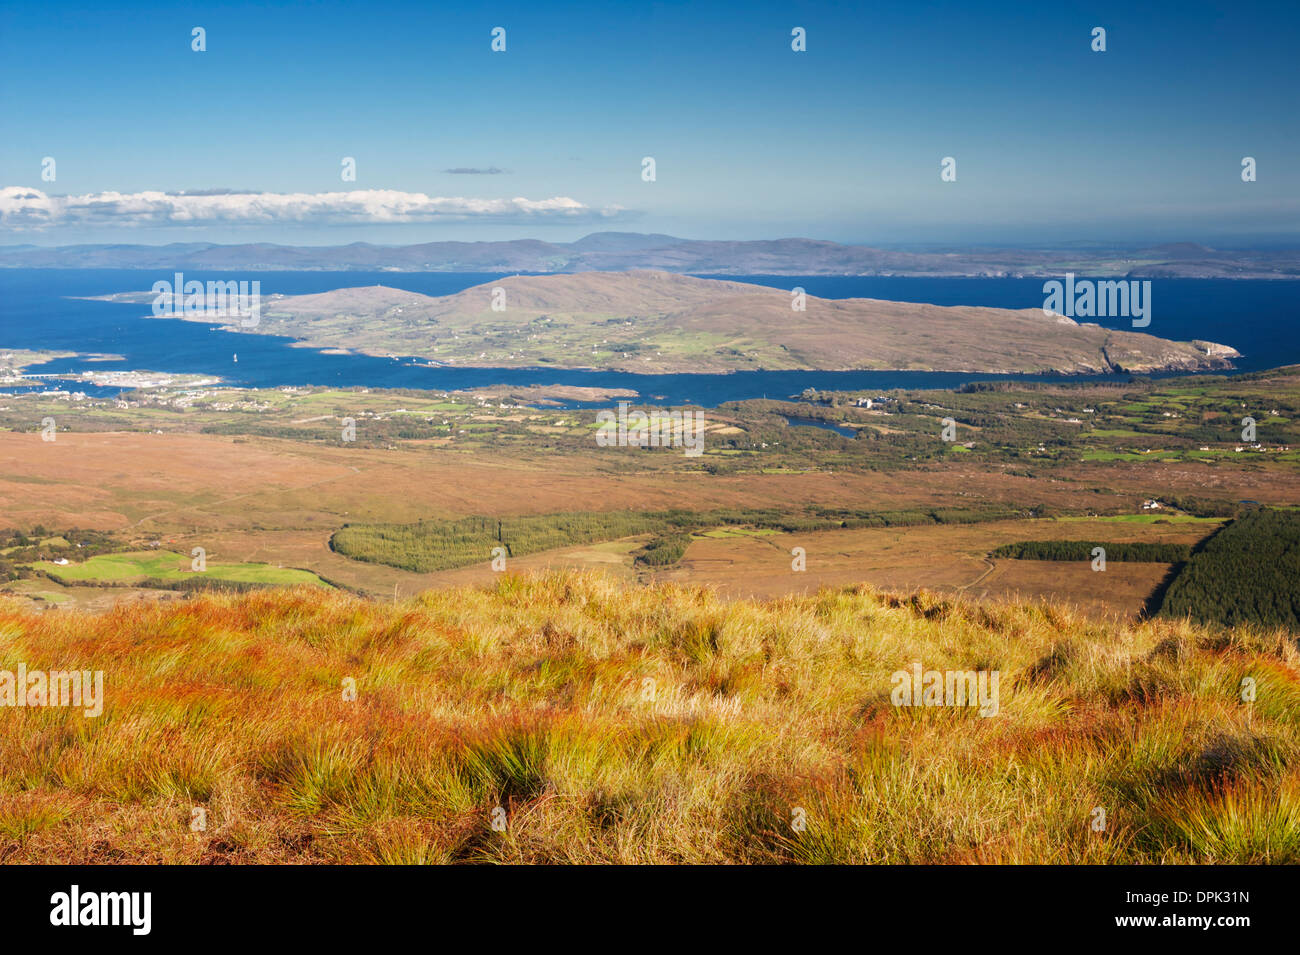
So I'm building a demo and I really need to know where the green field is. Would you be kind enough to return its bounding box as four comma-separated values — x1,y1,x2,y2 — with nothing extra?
1057,514,1225,525
35,551,329,589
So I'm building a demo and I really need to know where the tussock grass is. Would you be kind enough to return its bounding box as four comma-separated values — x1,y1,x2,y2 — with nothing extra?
0,570,1296,864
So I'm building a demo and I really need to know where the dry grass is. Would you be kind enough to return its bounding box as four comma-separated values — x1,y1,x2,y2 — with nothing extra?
6,425,1300,612
644,516,1212,616
0,571,1296,864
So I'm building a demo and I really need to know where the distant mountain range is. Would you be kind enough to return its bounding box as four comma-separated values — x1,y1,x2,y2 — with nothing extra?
4,233,1299,278
89,270,1239,375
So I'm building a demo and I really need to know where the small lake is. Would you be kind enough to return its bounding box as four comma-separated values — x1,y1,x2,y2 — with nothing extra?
783,415,857,437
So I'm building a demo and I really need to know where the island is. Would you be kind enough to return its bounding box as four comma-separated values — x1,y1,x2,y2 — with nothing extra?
92,270,1240,376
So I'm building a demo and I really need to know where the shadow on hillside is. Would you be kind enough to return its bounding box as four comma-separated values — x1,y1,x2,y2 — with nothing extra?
1138,519,1231,620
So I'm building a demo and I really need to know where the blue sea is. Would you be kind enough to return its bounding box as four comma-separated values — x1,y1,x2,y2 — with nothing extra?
2,269,1297,407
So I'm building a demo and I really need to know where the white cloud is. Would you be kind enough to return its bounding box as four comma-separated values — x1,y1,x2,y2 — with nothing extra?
0,187,623,229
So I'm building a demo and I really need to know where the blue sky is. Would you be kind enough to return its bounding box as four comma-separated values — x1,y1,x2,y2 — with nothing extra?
1,0,1296,246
